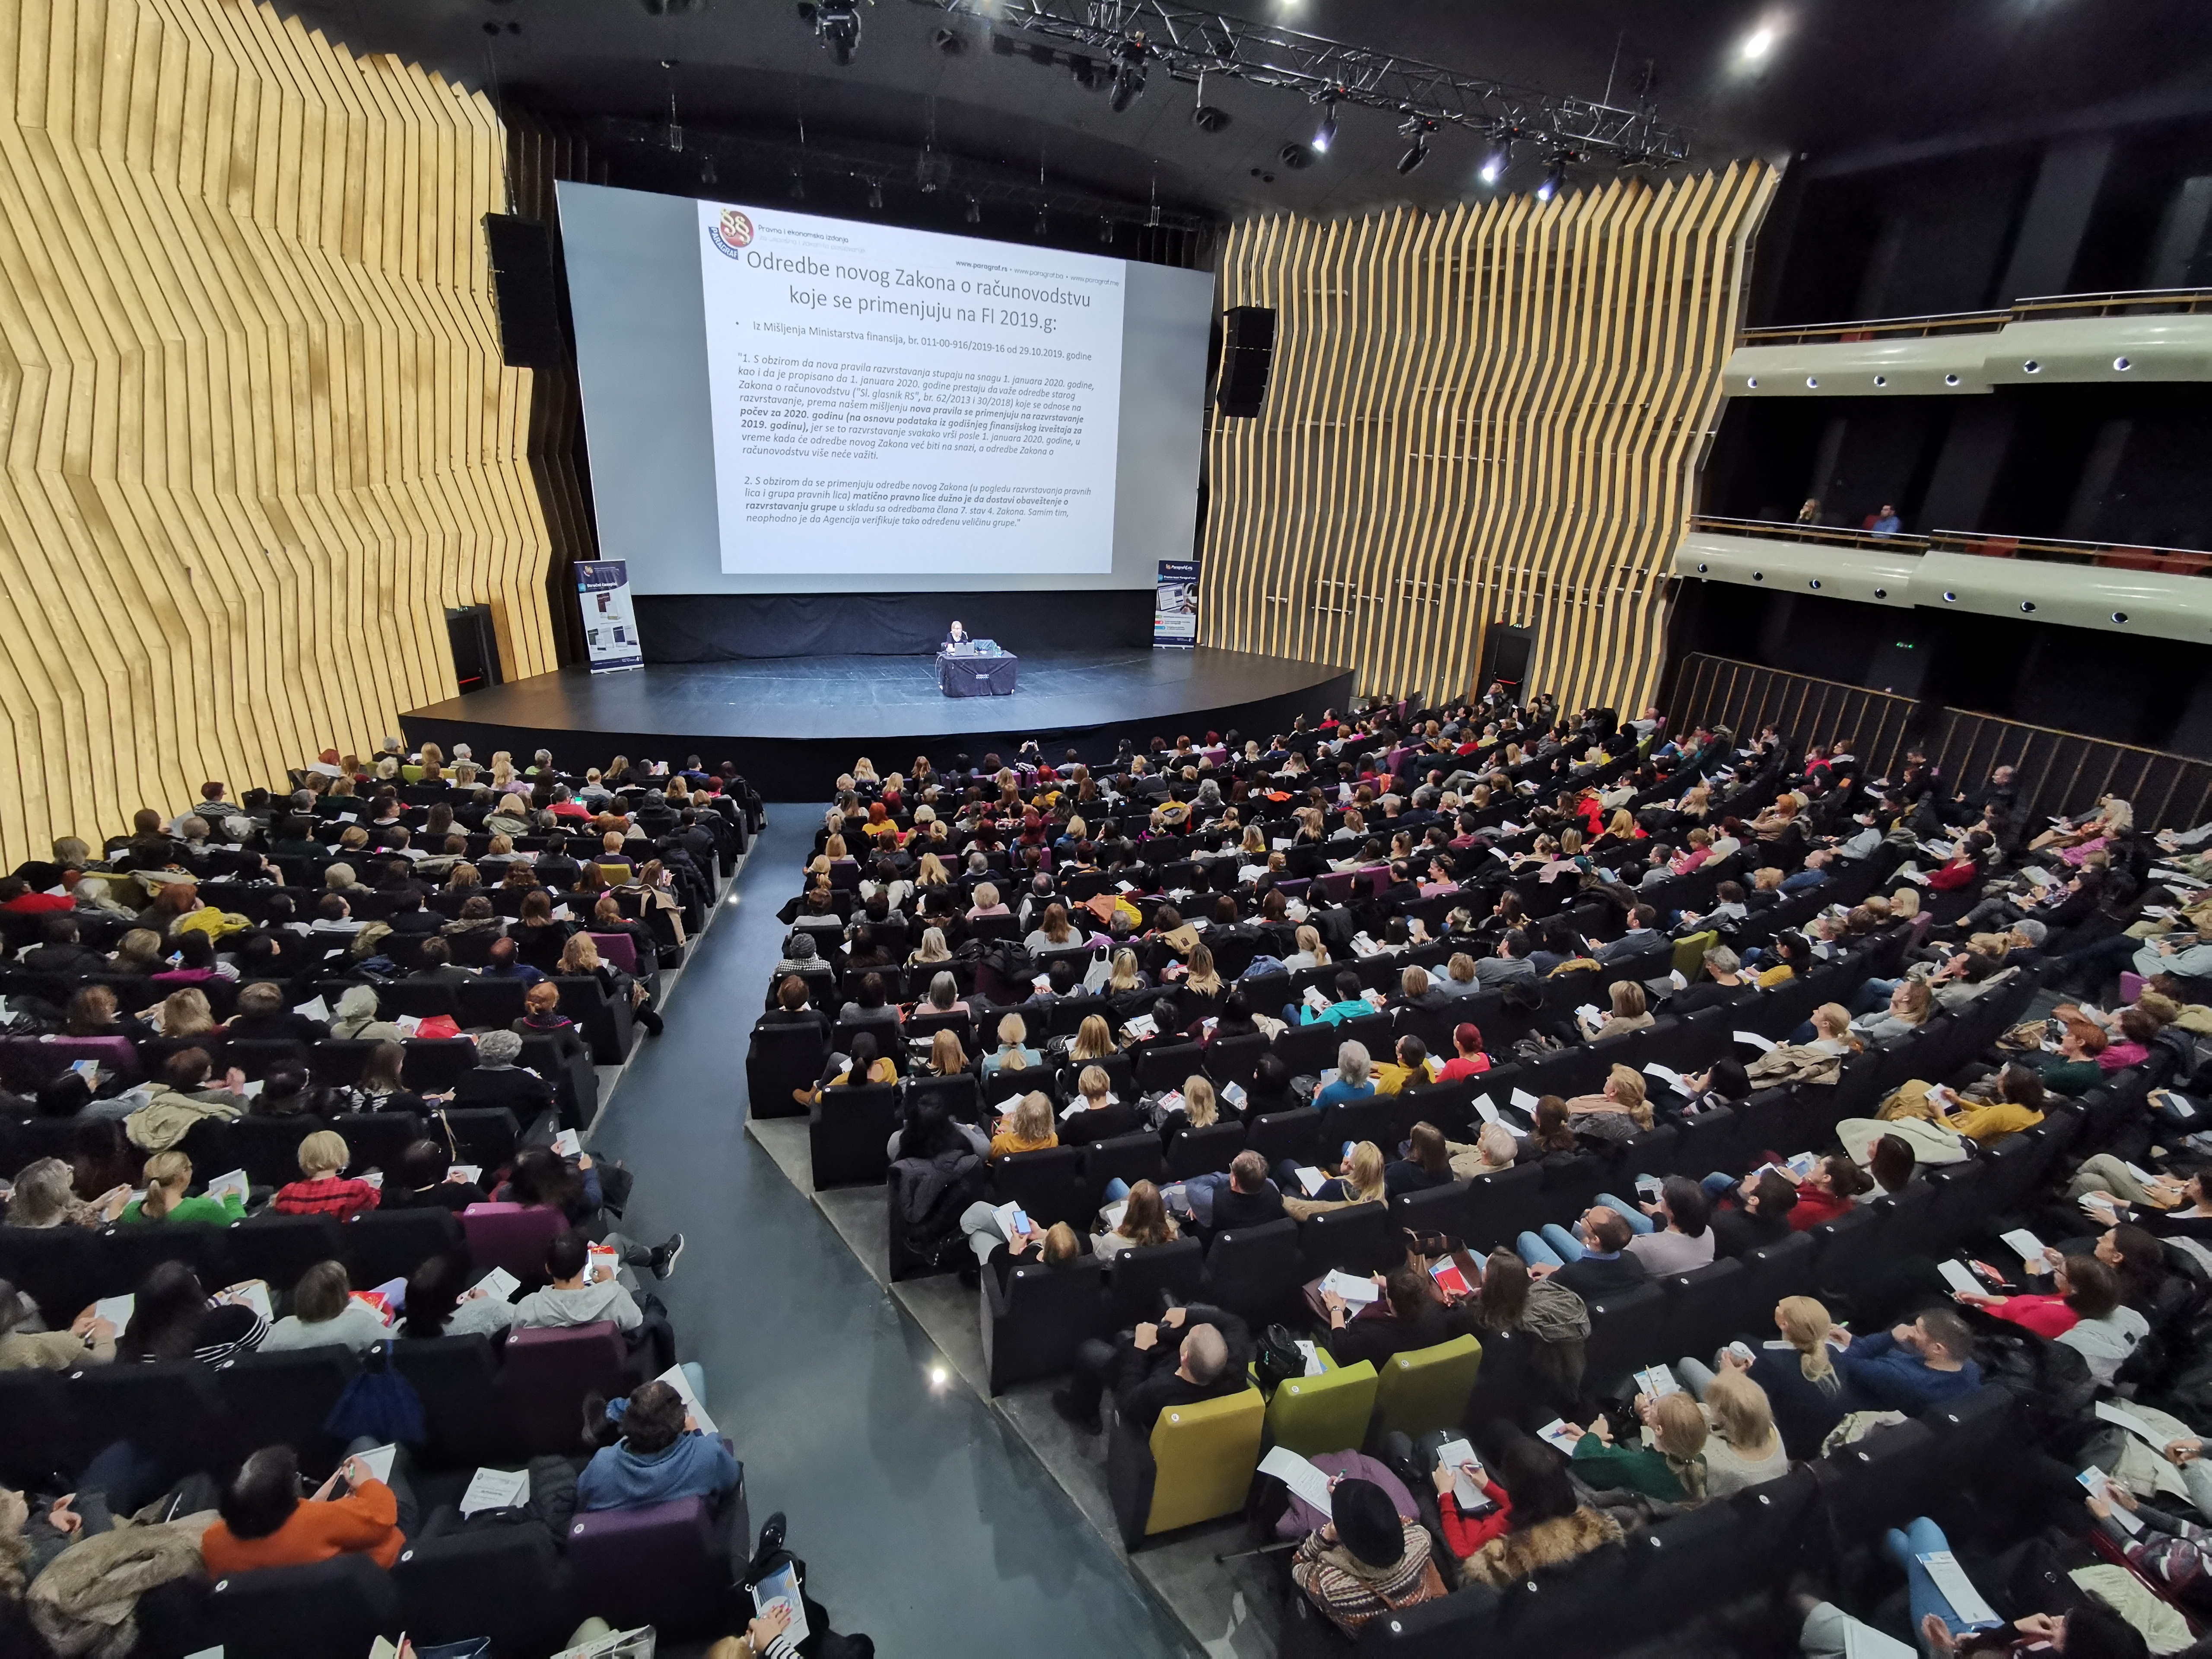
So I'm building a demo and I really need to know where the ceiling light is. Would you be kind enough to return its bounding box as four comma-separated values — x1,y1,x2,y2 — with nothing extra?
808,0,862,66
1033,206,1049,237
1738,24,1776,62
866,178,883,210
1192,70,1228,133
931,24,965,54
1479,139,1511,184
964,194,981,223
1311,97,1338,155
1535,155,1567,201
1278,142,1314,170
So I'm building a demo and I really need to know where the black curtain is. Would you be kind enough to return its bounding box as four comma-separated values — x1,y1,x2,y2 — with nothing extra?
636,590,1155,661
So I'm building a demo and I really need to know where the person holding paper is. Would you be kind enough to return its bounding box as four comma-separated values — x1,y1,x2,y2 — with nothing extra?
515,1232,645,1335
1453,1426,1625,1591
379,1140,489,1214
1559,1065,1654,1144
118,1151,246,1226
270,1130,381,1223
0,1279,117,1369
261,1261,394,1354
1314,1041,1380,1109
1950,1252,2120,1340
1435,1021,1493,1082
1051,1300,1249,1437
201,1443,409,1576
1564,1392,1708,1503
1317,1263,1477,1370
577,1379,741,1514
2086,1479,2212,1621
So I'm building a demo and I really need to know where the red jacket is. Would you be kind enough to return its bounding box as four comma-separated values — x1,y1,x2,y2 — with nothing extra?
1438,1477,1513,1559
1985,1293,2079,1338
1788,1189,1856,1232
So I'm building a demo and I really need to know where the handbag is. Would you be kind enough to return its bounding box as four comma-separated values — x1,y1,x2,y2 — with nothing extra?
1252,1322,1307,1395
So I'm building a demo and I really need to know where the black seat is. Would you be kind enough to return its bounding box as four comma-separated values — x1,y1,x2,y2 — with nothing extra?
1243,1109,1321,1167
1199,1218,1303,1323
1163,1121,1246,1180
393,1525,570,1658
1299,1201,1398,1277
991,1147,1088,1230
1657,1258,1748,1363
228,1114,325,1187
1108,1236,1205,1329
340,1208,465,1290
226,1214,347,1291
745,1023,829,1120
1083,1131,1164,1202
1136,1042,1206,1094
808,1083,903,1188
213,1345,359,1472
1462,1163,1548,1252
207,1553,403,1659
1581,1280,1669,1400
982,1255,1112,1393
389,1335,512,1466
1393,1180,1472,1242
1202,1034,1270,1091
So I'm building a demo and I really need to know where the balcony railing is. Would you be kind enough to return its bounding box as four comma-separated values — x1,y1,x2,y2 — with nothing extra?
1685,515,2212,576
1740,286,2212,347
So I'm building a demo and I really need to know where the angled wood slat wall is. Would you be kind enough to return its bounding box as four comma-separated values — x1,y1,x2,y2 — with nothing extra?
1202,164,1776,714
0,0,556,866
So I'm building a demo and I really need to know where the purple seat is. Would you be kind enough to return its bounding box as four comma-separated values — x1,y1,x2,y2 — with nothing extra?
587,930,639,973
501,1320,629,1455
1313,871,1356,904
566,1494,734,1638
0,1036,137,1092
460,1203,565,1280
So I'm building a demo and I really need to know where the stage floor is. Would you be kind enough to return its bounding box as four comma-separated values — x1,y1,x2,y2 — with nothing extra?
401,646,1353,791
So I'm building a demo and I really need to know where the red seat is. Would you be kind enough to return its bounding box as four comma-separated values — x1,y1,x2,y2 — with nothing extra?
587,930,639,973
502,1319,630,1456
459,1203,564,1279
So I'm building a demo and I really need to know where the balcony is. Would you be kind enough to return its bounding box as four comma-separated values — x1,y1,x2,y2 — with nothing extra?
1674,516,2212,642
1721,288,2212,397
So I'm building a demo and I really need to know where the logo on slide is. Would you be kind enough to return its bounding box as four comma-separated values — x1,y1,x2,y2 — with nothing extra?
709,208,755,258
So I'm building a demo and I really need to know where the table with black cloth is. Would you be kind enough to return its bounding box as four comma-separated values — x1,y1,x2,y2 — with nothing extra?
937,649,1019,698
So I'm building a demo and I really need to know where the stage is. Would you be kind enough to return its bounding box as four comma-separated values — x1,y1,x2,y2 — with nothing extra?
401,645,1353,795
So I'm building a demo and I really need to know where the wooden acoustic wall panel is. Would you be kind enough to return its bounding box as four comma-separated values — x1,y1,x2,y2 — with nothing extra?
0,0,556,865
1202,163,1775,713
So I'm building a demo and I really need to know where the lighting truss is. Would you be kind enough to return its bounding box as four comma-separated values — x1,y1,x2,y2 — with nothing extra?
909,0,1691,166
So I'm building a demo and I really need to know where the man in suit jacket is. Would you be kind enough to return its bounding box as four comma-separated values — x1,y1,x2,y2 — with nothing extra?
1595,905,1663,963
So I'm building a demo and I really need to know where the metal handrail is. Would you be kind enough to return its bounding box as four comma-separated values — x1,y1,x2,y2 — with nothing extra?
1741,285,2212,346
1688,515,1930,553
1931,530,2212,576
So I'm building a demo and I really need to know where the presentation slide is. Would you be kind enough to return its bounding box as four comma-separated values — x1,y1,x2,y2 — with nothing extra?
698,204,1124,577
557,181,1214,597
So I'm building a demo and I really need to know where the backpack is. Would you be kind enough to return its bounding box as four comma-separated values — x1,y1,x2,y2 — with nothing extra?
1252,1323,1307,1396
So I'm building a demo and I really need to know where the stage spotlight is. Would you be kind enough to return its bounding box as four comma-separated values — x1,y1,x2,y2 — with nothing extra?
916,147,951,193
1310,98,1338,155
1479,138,1511,184
1108,37,1148,112
788,168,806,200
964,194,981,223
866,178,884,210
1099,216,1114,242
701,154,717,185
1738,24,1776,62
1535,155,1568,200
1033,206,1049,237
807,0,861,66
1396,114,1434,175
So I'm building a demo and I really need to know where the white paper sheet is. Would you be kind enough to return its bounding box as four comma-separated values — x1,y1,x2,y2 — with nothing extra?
1510,1087,1539,1110
352,1443,397,1484
459,1466,531,1516
551,1128,582,1157
1433,1437,1486,1509
1536,1419,1585,1454
1294,1166,1328,1196
1915,1551,2002,1630
1999,1227,2046,1263
655,1363,720,1439
92,1294,133,1329
1258,1445,1338,1514
1319,1269,1380,1305
474,1266,521,1302
1937,1259,1983,1298
1733,1030,1778,1053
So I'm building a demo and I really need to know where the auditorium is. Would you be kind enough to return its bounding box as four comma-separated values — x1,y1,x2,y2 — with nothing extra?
10,1,2212,1656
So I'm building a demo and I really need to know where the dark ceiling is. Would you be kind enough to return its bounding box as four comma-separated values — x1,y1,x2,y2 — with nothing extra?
283,0,2212,224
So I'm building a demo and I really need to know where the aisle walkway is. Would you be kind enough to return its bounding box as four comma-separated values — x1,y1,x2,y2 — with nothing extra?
584,809,1193,1653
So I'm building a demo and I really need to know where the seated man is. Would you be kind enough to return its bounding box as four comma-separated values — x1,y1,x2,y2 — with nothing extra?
1516,1207,1649,1298
577,1379,741,1512
1052,1301,1250,1436
480,935,546,983
1833,1308,1981,1412
1180,1149,1286,1231
515,1230,644,1334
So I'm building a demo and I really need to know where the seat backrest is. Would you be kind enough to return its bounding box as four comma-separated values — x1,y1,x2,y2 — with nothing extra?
1108,1235,1205,1329
228,1114,324,1187
1199,1218,1304,1323
1164,1121,1246,1180
212,1345,360,1472
226,1213,347,1291
340,1206,464,1290
389,1335,510,1466
1819,1416,1939,1541
1373,1333,1483,1440
1265,1358,1379,1457
502,1320,629,1456
1300,1201,1399,1277
586,930,638,973
991,1146,1088,1230
807,1083,903,1188
207,1553,403,1659
1084,1130,1164,1199
566,1494,728,1639
459,1203,566,1279
394,1523,569,1658
984,1255,1113,1393
1581,1281,1670,1398
1140,1386,1266,1536
1657,1258,1748,1363
1462,1163,1549,1252
1243,1108,1321,1167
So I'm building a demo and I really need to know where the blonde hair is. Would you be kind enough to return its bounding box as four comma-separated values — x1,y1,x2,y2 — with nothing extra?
1344,1141,1387,1204
1401,966,1430,998
297,1130,350,1178
1108,949,1143,992
929,1029,968,1074
140,1150,191,1221
1447,952,1477,985
1889,888,1922,918
1071,1015,1115,1062
914,927,950,963
1651,1391,1709,1462
1813,1003,1863,1050
1181,1076,1217,1128
160,988,215,1036
1078,1065,1112,1104
973,882,1000,910
1609,980,1647,1019
1184,944,1223,998
1705,1370,1780,1458
1010,1091,1053,1143
1777,1295,1837,1386
1295,925,1330,965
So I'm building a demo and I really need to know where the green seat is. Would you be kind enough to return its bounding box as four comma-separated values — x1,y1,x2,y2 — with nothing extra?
1671,929,1718,982
1106,1386,1265,1546
1373,1334,1482,1440
1265,1356,1379,1457
399,764,425,783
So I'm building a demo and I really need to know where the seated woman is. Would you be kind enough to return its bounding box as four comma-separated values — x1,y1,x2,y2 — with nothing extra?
1952,1252,2120,1339
119,1261,267,1363
261,1260,393,1353
1315,1041,1379,1109
1092,1178,1178,1258
1934,1063,2048,1144
1059,1065,1136,1146
1586,980,1655,1042
1244,1052,1302,1119
1436,1021,1492,1081
803,1030,898,1106
400,1253,518,1340
271,1131,380,1222
1695,1370,1790,1497
1562,1065,1653,1144
1678,1295,1844,1461
1317,1261,1475,1368
1154,1073,1220,1138
577,1379,741,1513
1384,1123,1455,1197
1446,1122,1519,1180
1786,1155,1874,1231
918,1027,970,1081
119,1150,245,1226
5,1157,127,1230
378,1139,488,1213
988,1091,1058,1161
1853,979,1933,1044
914,970,969,1021
836,971,902,1040
335,1040,424,1116
1744,1004,1861,1086
1675,1054,1753,1117
1513,1096,1584,1168
1564,1390,1708,1503
1453,1424,1624,1590
515,980,589,1058
1282,1140,1389,1209
331,985,406,1043
1290,1477,1440,1635
980,1014,1043,1081
0,1277,117,1370
201,1444,408,1576
561,931,664,1036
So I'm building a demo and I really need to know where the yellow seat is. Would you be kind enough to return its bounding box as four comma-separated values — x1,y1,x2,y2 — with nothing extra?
1265,1357,1379,1457
1373,1334,1482,1440
399,764,424,783
1671,929,1718,982
1107,1386,1265,1545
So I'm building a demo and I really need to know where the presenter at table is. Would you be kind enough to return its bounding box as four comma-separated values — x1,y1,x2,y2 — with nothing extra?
945,620,971,648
